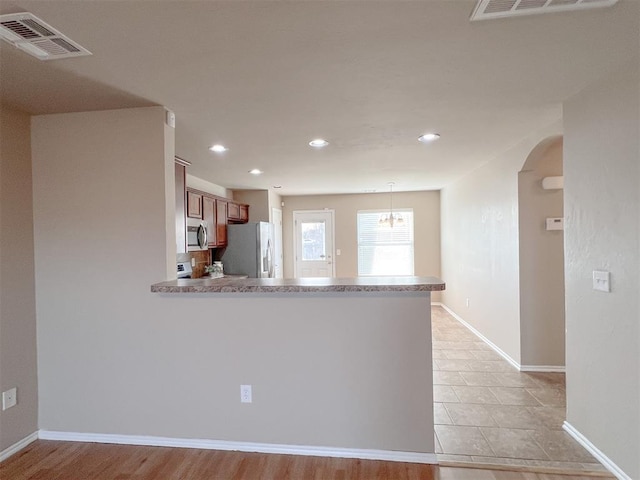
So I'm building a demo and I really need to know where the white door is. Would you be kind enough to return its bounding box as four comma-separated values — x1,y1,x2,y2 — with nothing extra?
271,207,284,279
293,210,335,278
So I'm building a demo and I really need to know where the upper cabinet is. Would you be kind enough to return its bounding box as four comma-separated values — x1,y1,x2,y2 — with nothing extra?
187,190,203,219
240,204,249,222
227,201,249,223
216,199,228,246
227,201,240,221
185,187,249,247
202,196,218,247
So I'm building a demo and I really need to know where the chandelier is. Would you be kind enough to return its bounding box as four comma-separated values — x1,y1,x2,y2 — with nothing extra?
379,182,404,228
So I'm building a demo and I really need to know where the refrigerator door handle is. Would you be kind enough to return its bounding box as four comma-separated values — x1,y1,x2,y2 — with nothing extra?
266,238,275,278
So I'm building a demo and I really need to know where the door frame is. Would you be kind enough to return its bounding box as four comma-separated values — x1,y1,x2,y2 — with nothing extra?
292,209,336,278
271,207,284,279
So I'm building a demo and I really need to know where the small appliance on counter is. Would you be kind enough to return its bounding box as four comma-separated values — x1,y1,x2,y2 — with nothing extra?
212,261,223,276
177,261,192,279
206,261,224,278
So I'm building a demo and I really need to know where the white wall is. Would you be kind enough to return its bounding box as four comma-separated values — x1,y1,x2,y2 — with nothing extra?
518,137,565,368
563,64,639,479
232,189,269,222
30,107,434,455
0,106,38,451
186,174,230,199
440,122,561,365
233,189,283,223
268,189,283,222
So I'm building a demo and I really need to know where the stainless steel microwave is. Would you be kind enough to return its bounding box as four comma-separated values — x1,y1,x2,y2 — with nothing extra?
187,219,208,251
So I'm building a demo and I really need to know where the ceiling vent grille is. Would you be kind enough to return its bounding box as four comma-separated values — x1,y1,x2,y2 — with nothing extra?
0,12,91,60
471,0,619,20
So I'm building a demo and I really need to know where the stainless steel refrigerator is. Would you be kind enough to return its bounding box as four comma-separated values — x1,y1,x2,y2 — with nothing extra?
221,222,275,278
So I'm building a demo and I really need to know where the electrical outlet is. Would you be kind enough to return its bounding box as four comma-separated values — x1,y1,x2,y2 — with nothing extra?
240,385,252,403
2,388,17,411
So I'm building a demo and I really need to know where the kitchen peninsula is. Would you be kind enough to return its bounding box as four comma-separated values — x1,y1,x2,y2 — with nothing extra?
151,275,444,293
150,275,444,462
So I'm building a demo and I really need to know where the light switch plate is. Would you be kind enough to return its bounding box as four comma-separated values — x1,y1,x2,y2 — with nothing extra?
2,387,17,410
165,110,175,128
593,270,610,292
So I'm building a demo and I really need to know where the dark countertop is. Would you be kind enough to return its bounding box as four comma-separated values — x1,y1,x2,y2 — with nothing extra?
151,276,445,293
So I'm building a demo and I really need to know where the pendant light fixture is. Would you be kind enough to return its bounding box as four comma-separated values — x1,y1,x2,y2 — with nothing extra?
379,182,404,228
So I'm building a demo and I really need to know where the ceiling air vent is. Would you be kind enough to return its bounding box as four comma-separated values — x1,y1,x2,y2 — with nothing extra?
0,12,91,60
470,0,619,20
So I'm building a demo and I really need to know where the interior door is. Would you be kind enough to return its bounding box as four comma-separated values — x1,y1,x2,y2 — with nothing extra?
272,207,284,279
293,210,335,278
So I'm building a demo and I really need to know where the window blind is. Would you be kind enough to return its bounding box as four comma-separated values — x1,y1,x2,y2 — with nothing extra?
357,210,414,276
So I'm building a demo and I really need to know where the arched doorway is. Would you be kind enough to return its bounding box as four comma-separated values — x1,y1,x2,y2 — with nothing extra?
518,135,565,370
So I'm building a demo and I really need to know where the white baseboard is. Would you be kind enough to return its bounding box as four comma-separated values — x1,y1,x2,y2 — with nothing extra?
436,304,566,374
38,430,438,465
0,431,38,462
437,304,521,371
563,422,630,480
520,365,566,373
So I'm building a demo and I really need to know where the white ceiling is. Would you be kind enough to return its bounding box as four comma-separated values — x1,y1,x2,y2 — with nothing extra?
1,1,637,195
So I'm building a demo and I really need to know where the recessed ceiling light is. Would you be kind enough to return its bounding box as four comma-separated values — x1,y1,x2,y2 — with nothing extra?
249,169,263,175
309,138,329,148
418,133,440,143
209,144,228,153
273,185,282,189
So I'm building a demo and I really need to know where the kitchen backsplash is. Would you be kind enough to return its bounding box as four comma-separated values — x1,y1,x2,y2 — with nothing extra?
189,250,210,278
176,250,211,278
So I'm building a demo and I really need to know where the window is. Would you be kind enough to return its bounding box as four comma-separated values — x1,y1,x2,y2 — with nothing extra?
357,209,414,276
301,221,326,261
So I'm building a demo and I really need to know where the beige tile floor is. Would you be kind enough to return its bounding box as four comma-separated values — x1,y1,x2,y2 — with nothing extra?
431,306,608,474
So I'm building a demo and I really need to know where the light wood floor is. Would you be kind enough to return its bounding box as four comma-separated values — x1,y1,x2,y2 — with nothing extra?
1,441,613,480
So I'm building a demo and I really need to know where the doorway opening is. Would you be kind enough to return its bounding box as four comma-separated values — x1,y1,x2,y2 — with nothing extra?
518,136,565,370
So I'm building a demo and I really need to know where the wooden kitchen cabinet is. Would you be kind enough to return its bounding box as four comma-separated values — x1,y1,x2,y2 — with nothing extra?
227,201,250,223
187,190,203,218
185,188,248,247
227,201,240,221
216,199,228,246
202,195,217,247
239,204,249,222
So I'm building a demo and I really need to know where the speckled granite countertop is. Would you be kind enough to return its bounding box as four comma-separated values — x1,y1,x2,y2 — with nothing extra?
151,276,445,293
